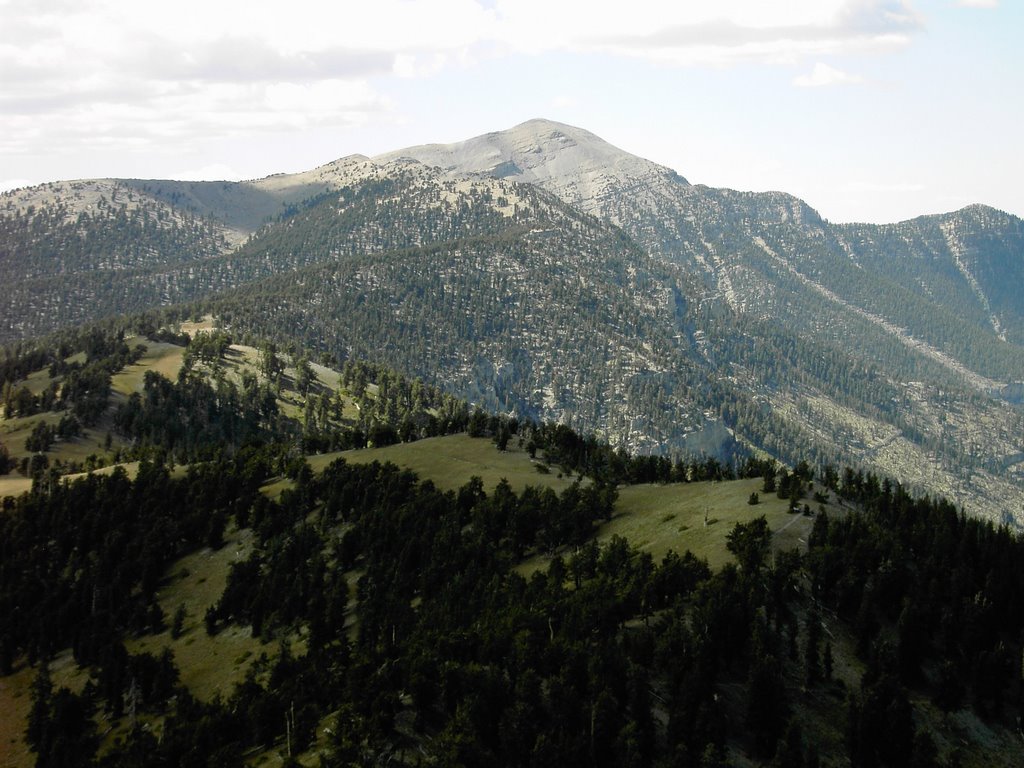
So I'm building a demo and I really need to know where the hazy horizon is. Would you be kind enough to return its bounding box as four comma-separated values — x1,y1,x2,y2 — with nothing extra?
1,0,1020,225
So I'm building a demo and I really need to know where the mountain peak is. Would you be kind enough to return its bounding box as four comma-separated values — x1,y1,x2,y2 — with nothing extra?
373,118,688,214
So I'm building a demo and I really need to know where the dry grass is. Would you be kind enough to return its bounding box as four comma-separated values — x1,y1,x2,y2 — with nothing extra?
1,411,64,455
0,336,184,475
268,435,820,583
64,461,142,481
517,478,820,576
126,525,267,703
51,431,119,467
0,475,32,499
0,650,93,768
334,434,581,493
612,478,813,567
179,317,217,337
0,521,273,767
20,368,54,397
0,663,35,768
267,435,821,576
0,411,113,469
264,434,581,500
110,340,185,397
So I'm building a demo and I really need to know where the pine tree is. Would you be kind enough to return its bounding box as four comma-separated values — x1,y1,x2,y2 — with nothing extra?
804,610,822,686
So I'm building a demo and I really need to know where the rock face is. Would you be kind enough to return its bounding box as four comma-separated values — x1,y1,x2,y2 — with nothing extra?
375,118,689,218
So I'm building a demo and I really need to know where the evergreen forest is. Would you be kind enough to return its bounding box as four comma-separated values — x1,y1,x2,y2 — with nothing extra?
1,326,1022,767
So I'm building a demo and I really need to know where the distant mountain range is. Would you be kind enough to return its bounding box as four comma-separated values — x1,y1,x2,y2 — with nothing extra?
2,119,1022,522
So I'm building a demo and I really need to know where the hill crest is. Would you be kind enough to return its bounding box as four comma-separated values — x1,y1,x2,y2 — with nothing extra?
374,117,689,216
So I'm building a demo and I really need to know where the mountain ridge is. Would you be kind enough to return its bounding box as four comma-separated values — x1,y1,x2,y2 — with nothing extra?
2,118,1023,524
4,119,1024,768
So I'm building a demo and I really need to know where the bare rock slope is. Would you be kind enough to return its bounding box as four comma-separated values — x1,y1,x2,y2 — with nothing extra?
375,118,689,218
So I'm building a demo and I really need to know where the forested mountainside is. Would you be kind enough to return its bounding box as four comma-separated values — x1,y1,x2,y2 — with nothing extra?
196,168,1024,524
394,120,1024,381
1,120,1022,523
366,120,1024,523
202,173,720,457
0,154,410,343
834,206,1024,348
2,327,1023,767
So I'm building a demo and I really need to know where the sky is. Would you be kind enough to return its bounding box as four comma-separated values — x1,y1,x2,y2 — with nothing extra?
0,0,1020,224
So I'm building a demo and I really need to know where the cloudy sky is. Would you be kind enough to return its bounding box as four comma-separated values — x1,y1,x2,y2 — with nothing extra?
0,0,1019,223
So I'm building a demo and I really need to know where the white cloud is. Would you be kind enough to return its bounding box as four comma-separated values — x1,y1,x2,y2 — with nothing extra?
171,163,245,182
847,180,926,192
492,0,921,64
0,0,482,157
0,178,35,193
549,96,579,109
955,0,997,7
0,0,925,182
793,62,866,87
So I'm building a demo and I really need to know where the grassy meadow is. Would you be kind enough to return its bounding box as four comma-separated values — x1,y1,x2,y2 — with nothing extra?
109,340,185,397
270,434,825,575
264,433,583,498
518,476,819,575
0,326,844,766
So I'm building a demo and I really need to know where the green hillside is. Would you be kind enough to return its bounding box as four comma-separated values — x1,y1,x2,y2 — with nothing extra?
2,327,1024,767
